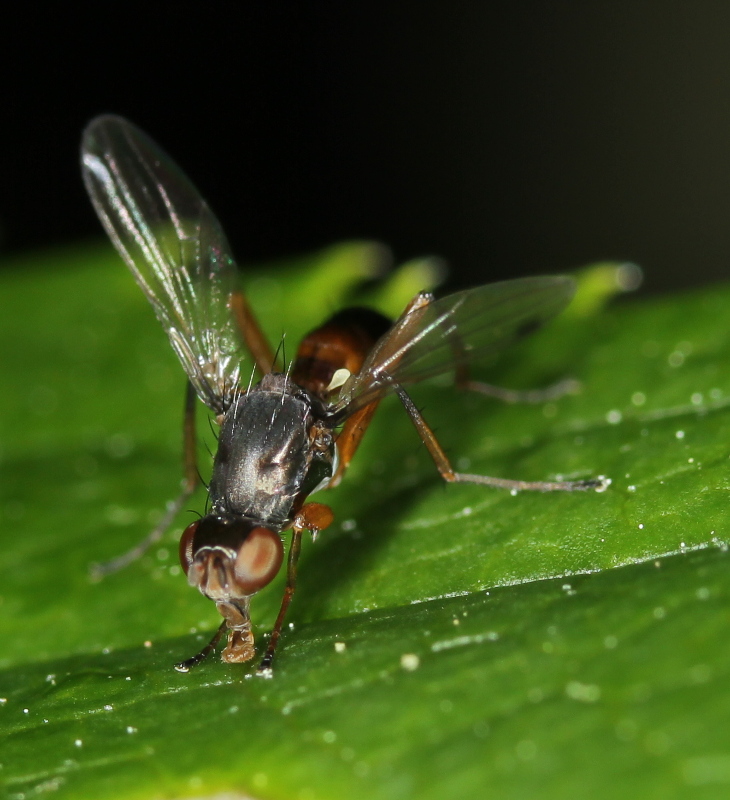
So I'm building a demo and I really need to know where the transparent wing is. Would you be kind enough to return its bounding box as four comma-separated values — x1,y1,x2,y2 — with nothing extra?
81,115,244,414
332,275,576,416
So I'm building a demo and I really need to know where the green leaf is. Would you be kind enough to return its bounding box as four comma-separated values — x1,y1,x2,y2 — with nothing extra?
1,243,728,800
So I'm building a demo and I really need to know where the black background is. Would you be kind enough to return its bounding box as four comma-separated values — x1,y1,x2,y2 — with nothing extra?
4,3,730,294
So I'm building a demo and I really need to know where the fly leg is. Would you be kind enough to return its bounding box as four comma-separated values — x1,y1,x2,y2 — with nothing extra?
329,400,380,487
445,304,580,405
458,377,581,404
323,299,438,487
90,380,201,579
175,598,257,672
395,385,608,492
257,503,334,675
229,288,277,374
173,620,227,673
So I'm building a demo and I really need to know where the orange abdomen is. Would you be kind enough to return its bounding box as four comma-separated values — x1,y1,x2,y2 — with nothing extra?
292,307,391,396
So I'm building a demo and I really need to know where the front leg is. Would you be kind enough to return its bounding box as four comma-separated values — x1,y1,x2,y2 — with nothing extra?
257,503,335,675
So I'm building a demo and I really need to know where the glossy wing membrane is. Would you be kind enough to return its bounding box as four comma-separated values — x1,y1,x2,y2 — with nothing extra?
81,115,243,414
333,276,576,416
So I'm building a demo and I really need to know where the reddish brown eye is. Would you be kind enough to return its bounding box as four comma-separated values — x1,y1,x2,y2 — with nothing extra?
179,521,199,575
233,527,283,594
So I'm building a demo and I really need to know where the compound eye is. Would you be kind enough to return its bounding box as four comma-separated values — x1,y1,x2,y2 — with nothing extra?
233,527,284,594
179,521,199,575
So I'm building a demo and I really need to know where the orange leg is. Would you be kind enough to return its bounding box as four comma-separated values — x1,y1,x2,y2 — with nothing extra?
330,400,381,487
229,289,277,374
395,385,608,492
257,502,334,674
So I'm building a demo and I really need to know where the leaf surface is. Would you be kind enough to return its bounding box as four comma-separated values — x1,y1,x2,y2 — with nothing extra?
0,244,728,800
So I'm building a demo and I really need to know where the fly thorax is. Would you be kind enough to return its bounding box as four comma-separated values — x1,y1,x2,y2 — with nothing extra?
209,381,331,524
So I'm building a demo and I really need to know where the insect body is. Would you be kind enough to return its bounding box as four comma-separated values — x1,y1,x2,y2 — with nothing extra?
81,116,607,674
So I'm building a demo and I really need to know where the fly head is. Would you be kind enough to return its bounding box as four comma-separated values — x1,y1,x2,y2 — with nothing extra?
179,515,284,663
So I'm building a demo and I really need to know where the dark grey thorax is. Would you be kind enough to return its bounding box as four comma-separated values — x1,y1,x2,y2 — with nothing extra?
208,374,333,528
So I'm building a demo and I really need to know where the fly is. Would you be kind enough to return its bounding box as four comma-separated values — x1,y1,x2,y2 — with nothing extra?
81,115,608,675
